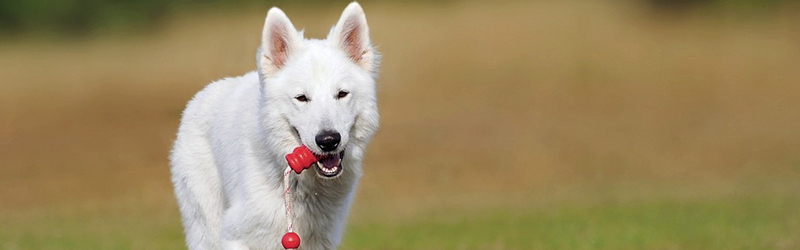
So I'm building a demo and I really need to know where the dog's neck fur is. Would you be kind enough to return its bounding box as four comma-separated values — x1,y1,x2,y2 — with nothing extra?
290,160,361,248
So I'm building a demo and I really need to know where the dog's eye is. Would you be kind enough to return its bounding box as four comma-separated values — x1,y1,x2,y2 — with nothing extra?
295,95,309,102
336,90,349,99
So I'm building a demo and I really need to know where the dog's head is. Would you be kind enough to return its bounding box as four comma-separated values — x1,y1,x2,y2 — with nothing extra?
257,2,380,178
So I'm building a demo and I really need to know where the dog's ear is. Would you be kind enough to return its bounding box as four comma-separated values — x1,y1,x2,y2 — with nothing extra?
259,7,302,77
329,2,378,73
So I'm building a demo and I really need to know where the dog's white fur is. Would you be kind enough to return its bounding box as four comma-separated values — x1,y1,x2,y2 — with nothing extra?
169,3,379,249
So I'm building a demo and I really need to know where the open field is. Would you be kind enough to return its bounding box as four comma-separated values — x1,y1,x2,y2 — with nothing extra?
1,1,800,249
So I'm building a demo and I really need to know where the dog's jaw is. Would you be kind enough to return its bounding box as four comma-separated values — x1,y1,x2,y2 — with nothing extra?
314,150,345,178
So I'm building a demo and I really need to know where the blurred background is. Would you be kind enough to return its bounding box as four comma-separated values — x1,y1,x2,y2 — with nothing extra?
1,0,799,249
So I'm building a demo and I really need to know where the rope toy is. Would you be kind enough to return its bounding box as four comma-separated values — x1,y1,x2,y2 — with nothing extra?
282,145,317,249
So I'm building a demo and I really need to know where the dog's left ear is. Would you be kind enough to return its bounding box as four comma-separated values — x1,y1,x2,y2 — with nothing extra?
329,2,378,73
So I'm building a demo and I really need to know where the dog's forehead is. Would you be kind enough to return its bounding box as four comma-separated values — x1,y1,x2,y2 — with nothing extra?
289,41,353,86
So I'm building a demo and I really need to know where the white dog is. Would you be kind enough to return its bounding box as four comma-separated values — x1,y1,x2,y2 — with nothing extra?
169,2,380,249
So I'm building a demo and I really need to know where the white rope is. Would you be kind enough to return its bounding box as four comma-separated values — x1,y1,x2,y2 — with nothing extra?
283,166,294,232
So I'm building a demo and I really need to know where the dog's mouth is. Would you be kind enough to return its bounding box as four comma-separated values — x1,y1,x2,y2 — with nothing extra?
314,150,345,178
289,126,345,178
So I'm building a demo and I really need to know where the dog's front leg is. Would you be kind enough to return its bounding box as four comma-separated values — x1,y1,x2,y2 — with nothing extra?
221,239,250,250
220,204,253,250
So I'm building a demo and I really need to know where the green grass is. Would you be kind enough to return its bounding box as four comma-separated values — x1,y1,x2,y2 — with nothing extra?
0,201,186,250
342,194,799,250
3,190,796,250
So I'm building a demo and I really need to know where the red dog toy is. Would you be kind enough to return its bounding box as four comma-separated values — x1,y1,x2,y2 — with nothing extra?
286,145,316,174
281,145,318,249
281,232,301,249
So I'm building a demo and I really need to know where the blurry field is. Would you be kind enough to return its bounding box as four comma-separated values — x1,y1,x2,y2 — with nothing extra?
2,1,800,249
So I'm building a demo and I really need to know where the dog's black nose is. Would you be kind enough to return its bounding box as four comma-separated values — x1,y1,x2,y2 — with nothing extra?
315,131,341,152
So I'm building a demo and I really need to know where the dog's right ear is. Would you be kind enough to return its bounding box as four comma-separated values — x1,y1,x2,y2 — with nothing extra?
258,7,302,77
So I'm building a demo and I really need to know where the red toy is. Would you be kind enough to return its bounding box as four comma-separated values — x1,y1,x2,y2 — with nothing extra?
282,145,319,249
281,232,301,249
286,145,316,174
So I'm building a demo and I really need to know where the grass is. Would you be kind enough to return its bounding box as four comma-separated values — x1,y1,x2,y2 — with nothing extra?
2,182,797,249
345,195,799,250
1,0,799,249
348,178,800,249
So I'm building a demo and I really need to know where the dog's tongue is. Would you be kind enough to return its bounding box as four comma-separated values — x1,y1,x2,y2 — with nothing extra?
319,154,340,169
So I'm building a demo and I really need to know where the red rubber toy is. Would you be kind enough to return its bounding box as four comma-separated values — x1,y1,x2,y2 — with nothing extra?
282,232,301,249
286,145,316,174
